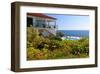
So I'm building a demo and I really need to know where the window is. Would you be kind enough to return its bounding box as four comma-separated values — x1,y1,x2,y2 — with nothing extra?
35,20,46,28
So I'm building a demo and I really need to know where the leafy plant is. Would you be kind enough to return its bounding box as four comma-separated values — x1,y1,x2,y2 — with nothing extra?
56,31,64,37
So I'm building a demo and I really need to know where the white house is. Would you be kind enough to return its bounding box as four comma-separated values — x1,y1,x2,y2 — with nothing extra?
27,13,58,36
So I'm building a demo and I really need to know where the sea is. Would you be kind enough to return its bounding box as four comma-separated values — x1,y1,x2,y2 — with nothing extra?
57,30,89,37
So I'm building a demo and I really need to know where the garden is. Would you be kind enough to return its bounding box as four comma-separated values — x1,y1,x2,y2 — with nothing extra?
27,26,89,60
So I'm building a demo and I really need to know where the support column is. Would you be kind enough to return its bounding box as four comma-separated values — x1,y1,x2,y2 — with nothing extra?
54,20,56,29
32,17,35,27
45,19,49,28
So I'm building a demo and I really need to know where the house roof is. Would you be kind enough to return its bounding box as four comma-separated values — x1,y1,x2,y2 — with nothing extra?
27,13,56,20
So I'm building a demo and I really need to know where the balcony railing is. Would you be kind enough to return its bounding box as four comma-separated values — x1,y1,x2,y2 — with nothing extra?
33,23,57,29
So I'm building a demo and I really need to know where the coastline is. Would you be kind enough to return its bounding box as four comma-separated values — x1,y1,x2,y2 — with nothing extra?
61,36,82,40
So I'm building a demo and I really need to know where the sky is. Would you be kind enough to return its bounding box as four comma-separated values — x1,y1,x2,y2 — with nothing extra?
46,14,90,30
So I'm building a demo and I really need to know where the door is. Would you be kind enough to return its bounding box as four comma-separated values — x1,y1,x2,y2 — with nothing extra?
27,17,33,27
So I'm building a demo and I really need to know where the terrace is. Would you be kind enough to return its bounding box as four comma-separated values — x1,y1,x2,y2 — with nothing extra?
27,13,58,29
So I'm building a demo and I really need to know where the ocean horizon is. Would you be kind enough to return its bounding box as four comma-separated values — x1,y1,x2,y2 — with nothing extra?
57,30,89,37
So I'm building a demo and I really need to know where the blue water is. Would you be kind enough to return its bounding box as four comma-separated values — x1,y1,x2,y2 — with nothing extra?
57,30,89,37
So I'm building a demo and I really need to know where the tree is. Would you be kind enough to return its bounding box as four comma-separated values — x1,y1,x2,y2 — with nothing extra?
56,31,64,37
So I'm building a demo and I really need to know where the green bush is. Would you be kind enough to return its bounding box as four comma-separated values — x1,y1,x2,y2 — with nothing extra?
48,35,62,41
27,26,46,48
56,31,64,37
